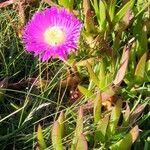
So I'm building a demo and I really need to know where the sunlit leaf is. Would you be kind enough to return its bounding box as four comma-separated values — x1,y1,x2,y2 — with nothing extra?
71,107,84,150
110,125,139,150
76,133,88,150
78,85,93,98
51,121,63,150
113,45,129,86
96,115,109,142
108,99,122,134
57,111,65,137
135,52,147,79
109,0,116,21
122,103,130,127
113,0,134,24
58,0,74,9
83,0,95,33
86,61,100,87
99,0,107,31
37,124,47,150
76,58,94,67
94,92,102,124
98,60,106,90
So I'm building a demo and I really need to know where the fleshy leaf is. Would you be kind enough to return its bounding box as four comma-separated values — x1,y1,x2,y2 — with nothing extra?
99,0,107,31
57,111,65,137
86,61,100,87
37,124,47,150
98,60,106,90
94,92,102,124
95,115,109,142
71,107,84,150
113,45,129,86
113,0,134,24
108,99,122,134
78,85,93,98
83,0,95,33
110,125,139,150
51,121,63,150
76,133,88,150
135,52,147,80
109,0,117,21
58,0,74,9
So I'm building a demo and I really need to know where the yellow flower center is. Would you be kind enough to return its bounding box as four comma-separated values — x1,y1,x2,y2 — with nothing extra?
44,26,66,46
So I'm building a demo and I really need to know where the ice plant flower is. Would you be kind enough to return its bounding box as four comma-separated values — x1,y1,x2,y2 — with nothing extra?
23,7,82,61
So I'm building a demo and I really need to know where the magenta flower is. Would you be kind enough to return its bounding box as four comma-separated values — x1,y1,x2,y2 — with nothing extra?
23,7,82,61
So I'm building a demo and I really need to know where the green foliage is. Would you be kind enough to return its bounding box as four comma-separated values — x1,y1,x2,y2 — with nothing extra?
58,0,74,10
37,124,47,150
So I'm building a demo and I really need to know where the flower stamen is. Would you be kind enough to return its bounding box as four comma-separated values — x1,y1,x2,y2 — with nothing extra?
44,26,66,46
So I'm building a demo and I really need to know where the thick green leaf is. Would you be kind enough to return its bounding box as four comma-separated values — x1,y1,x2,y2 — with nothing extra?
135,52,147,79
110,126,139,150
109,0,116,21
57,111,65,137
99,0,107,30
113,0,134,24
71,107,84,150
94,92,102,124
108,99,122,134
78,85,93,98
83,0,95,33
76,133,88,150
58,0,74,9
51,121,63,150
95,115,109,142
86,61,100,88
37,124,47,150
98,60,106,90
122,103,130,127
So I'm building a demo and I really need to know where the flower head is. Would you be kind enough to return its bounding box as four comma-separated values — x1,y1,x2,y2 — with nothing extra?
23,7,82,61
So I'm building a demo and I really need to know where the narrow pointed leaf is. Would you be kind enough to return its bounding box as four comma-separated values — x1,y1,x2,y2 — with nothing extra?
86,61,100,87
94,92,102,124
37,124,47,150
98,60,106,90
96,115,109,142
110,125,139,150
109,99,122,134
57,111,65,137
113,45,129,86
122,103,130,127
58,0,74,9
51,121,63,150
78,85,93,97
71,107,84,150
83,0,95,32
135,52,147,79
99,0,107,30
109,0,116,21
113,1,134,24
76,133,88,150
